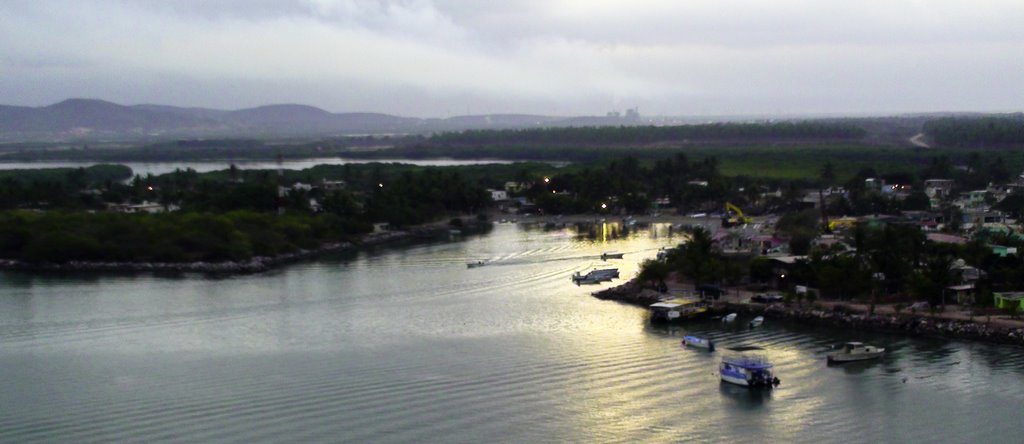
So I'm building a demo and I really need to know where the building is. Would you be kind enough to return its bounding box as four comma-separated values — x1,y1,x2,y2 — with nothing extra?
321,180,347,191
488,189,509,202
924,179,955,200
994,292,1024,311
109,200,170,214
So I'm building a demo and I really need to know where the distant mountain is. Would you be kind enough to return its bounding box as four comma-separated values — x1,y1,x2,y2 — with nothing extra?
0,99,218,137
0,99,579,141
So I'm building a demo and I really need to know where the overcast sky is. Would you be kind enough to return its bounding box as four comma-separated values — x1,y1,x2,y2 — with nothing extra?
2,0,1023,117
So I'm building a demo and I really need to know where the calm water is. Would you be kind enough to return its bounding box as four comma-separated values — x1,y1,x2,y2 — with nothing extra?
1,224,1022,443
0,158,523,177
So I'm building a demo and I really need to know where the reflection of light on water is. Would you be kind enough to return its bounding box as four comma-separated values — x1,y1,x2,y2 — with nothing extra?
757,345,828,439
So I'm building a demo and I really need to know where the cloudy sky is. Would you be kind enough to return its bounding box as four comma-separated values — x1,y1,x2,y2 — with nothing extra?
2,0,1023,117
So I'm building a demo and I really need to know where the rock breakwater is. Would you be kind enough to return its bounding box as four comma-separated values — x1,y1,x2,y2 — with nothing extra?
594,278,1024,346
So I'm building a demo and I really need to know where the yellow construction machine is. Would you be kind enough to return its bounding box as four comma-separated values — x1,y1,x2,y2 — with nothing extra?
721,202,752,227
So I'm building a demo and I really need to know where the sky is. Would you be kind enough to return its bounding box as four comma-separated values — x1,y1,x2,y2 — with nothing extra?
2,0,1023,117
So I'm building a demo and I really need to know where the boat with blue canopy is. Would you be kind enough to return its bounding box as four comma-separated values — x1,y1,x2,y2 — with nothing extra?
720,354,779,388
682,335,715,351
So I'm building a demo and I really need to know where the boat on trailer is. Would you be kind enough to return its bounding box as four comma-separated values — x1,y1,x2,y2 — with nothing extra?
682,335,715,351
720,354,779,388
827,342,885,363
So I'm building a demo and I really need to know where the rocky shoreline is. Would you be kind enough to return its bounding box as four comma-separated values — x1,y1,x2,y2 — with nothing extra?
0,219,488,275
594,278,1024,346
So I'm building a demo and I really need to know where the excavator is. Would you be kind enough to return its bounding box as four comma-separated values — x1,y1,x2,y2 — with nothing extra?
721,202,752,228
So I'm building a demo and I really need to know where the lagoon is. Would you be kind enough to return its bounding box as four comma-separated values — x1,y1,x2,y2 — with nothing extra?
0,223,1021,442
0,158,526,177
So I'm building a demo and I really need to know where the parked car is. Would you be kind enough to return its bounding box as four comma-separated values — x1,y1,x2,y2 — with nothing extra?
752,293,784,303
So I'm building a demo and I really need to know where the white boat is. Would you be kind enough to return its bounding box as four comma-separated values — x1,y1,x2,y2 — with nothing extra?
571,268,619,283
682,335,715,351
601,252,624,260
748,316,764,328
827,342,885,363
720,354,779,388
722,313,737,323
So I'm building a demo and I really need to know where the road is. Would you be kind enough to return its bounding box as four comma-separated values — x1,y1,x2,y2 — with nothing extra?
909,132,931,148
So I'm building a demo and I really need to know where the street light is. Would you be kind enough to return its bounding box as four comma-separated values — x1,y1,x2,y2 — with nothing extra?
600,203,607,209
543,177,550,184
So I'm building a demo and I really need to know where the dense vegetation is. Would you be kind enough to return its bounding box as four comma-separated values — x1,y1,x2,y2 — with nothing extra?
924,115,1024,147
644,223,1005,310
0,211,364,263
0,164,132,209
430,122,867,145
0,162,494,263
0,142,1020,267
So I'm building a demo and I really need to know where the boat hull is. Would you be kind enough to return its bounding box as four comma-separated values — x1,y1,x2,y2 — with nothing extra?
720,374,750,386
682,336,714,351
827,352,884,363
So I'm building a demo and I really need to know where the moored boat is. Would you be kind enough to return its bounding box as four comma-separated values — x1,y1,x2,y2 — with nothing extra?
682,335,715,351
649,298,709,322
601,252,624,260
571,268,619,283
722,313,737,323
749,315,765,329
827,342,885,363
720,354,779,388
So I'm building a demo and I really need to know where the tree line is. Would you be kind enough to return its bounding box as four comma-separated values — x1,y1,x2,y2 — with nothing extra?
429,121,867,146
924,115,1024,147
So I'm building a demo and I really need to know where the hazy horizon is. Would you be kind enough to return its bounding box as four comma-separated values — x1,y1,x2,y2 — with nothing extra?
3,1,1023,118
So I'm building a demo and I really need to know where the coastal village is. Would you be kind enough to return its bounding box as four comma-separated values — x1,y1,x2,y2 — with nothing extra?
523,171,1024,347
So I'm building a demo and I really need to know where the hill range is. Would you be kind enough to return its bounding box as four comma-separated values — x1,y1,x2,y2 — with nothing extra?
0,99,653,141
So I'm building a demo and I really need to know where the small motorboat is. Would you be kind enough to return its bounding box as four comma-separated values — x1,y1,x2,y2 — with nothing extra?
748,316,764,328
601,252,624,260
571,268,619,283
682,335,715,352
722,313,737,323
466,261,487,268
827,342,885,363
720,354,779,388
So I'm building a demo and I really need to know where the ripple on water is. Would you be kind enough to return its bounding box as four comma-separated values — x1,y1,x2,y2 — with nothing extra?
1,224,1023,442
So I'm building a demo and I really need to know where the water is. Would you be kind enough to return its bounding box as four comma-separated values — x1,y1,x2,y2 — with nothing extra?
0,158,526,177
0,223,1022,443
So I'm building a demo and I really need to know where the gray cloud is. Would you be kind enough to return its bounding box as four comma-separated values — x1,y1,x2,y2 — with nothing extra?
1,0,1022,117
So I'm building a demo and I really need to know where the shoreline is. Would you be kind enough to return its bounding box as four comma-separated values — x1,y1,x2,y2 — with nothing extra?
0,218,488,275
593,278,1024,347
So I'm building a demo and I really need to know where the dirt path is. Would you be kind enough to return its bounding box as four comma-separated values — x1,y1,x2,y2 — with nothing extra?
909,132,931,148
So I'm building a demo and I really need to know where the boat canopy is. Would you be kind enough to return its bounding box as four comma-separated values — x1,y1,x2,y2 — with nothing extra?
722,354,773,370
